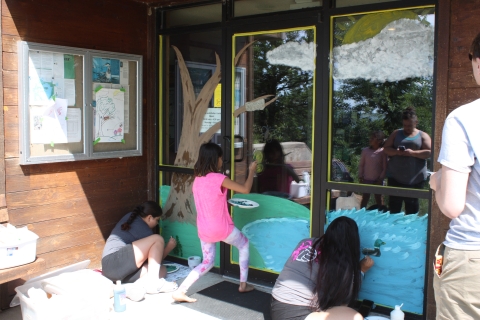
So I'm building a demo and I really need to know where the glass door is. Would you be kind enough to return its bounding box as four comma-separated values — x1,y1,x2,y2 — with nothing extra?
227,27,316,278
159,29,224,268
326,7,435,316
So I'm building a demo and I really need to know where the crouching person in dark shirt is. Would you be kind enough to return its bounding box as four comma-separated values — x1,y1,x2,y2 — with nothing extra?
102,201,178,294
271,216,374,320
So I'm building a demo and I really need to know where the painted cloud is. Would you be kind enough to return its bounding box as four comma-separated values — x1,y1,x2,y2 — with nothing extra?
266,41,316,71
333,18,434,82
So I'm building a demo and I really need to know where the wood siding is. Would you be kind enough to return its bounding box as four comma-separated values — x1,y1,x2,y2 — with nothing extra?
1,0,150,299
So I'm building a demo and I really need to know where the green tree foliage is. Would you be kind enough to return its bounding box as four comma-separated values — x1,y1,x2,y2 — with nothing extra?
331,11,434,181
252,30,314,149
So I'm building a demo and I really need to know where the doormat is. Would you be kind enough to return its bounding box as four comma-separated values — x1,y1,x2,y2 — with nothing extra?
182,281,272,320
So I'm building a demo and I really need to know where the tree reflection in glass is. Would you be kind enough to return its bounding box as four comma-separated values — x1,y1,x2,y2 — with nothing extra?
330,8,435,193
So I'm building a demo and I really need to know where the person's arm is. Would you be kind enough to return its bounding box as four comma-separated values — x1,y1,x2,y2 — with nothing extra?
430,166,469,219
358,150,366,183
222,161,257,194
378,150,387,182
404,131,431,160
382,130,399,157
286,164,301,183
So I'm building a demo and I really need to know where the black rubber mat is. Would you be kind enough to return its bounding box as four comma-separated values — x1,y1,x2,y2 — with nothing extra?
181,281,272,320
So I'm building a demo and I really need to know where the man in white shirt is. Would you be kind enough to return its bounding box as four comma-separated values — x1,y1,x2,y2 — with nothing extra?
430,32,480,319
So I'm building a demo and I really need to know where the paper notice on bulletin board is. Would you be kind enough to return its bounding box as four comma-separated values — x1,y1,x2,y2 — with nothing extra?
94,88,124,143
29,51,76,106
200,108,221,134
30,98,68,144
66,108,82,142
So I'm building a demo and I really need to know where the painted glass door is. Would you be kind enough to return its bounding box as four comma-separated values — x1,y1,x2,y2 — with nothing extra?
159,29,224,268
228,27,316,277
326,7,435,316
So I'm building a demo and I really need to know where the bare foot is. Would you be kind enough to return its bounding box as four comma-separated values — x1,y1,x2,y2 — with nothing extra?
238,282,255,293
172,290,197,303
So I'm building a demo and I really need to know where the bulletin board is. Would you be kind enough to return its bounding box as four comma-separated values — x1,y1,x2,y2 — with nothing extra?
17,42,143,164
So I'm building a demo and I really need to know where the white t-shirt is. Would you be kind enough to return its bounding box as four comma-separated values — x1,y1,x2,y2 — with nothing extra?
438,98,480,250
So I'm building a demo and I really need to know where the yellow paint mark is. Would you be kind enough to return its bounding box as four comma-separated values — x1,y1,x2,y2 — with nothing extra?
3,106,8,111
214,84,221,107
343,11,418,44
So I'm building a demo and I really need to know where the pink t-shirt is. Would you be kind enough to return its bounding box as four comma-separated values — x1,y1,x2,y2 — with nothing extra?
192,172,234,242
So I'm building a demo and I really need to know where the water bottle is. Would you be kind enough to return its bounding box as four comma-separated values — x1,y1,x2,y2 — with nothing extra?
302,171,311,195
114,280,126,312
390,304,404,320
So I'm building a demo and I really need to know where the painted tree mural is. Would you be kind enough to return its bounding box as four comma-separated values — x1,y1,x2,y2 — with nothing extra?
163,43,277,224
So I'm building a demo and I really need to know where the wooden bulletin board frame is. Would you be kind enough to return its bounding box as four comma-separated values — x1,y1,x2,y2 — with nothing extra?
17,41,143,165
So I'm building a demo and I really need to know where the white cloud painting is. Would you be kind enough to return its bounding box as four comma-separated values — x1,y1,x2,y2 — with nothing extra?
266,41,316,71
333,18,434,82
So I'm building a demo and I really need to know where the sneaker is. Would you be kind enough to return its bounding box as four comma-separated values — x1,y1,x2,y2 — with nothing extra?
135,277,178,294
123,283,146,301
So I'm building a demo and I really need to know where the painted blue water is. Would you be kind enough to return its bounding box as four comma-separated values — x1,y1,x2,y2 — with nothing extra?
327,209,428,315
242,217,310,272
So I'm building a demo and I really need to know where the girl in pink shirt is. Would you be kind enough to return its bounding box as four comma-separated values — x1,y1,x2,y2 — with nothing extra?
173,142,257,303
359,130,387,208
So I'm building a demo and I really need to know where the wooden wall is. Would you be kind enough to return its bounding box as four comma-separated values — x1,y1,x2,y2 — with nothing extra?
1,0,151,301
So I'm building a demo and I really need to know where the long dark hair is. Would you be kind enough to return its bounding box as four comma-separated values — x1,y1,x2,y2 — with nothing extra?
311,216,361,311
263,139,285,164
194,142,223,177
121,201,162,231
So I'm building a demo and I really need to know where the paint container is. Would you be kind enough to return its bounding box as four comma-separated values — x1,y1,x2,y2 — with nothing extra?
290,181,308,198
188,256,201,269
113,280,126,312
390,304,404,320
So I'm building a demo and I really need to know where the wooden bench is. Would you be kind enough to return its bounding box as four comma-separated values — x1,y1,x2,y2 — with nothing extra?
0,258,46,285
0,218,46,309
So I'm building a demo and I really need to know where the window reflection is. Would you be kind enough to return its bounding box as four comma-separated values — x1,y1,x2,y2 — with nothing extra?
330,8,435,191
233,29,315,208
383,107,431,213
234,0,321,17
164,29,222,167
328,189,429,216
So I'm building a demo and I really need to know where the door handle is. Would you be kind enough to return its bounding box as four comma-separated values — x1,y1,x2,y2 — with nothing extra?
233,135,245,163
223,135,245,163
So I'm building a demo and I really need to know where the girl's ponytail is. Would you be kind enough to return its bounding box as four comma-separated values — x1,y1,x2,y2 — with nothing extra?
121,205,143,231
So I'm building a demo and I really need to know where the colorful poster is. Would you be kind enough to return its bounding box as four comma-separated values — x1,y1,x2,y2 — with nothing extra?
93,57,120,84
94,88,124,143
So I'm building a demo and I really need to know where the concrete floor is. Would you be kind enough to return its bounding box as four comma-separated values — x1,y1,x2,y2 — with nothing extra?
0,270,389,320
0,272,273,320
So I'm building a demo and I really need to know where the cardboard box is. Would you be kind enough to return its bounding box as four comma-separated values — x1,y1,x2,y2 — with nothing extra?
0,227,39,269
